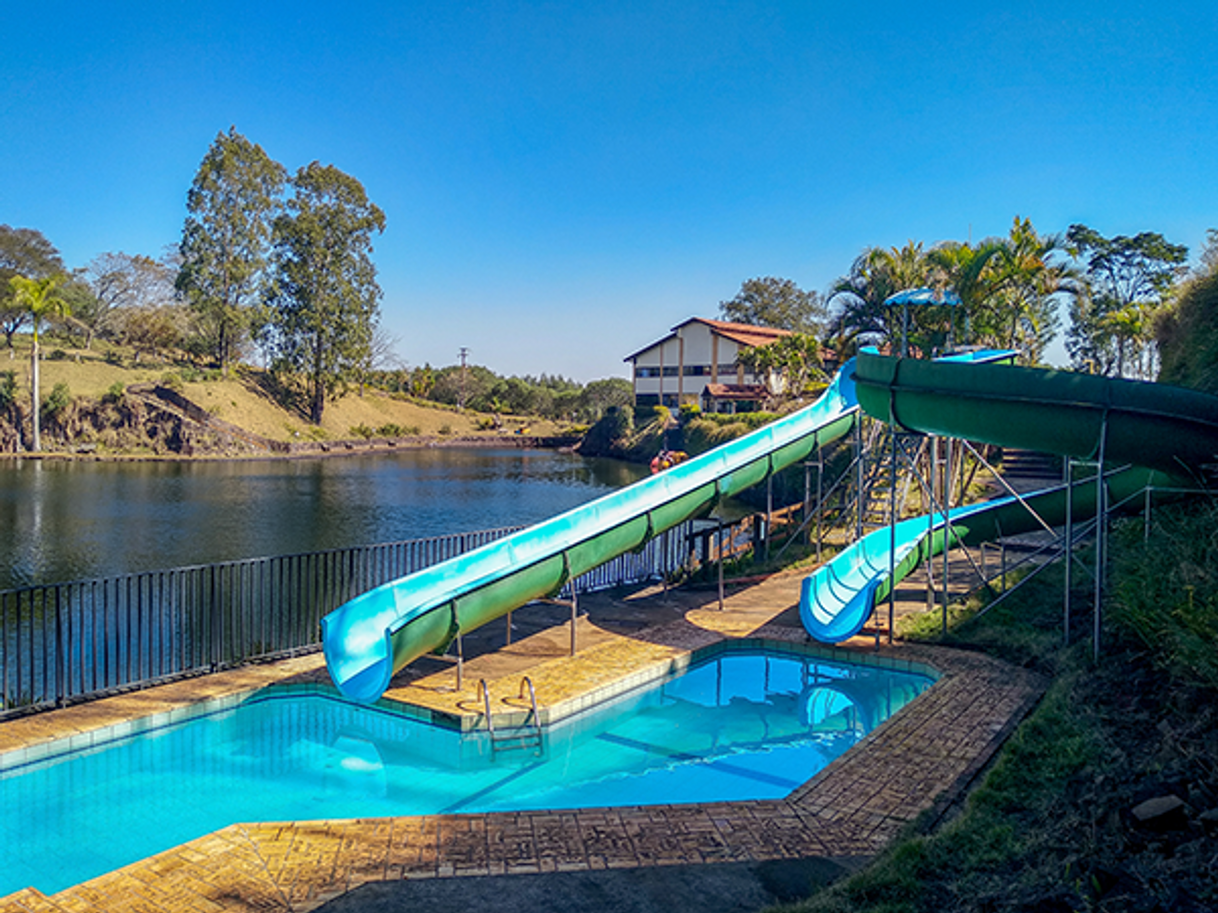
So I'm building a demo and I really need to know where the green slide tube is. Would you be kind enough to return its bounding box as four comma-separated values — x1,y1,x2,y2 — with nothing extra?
799,350,1218,643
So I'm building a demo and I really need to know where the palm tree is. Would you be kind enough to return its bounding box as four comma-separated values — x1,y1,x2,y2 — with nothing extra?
827,241,932,355
8,274,71,452
990,217,1081,364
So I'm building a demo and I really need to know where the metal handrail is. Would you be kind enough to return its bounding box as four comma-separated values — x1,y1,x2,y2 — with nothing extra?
477,679,495,736
519,675,541,740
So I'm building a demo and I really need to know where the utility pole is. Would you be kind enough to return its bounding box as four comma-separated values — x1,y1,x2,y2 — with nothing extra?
458,346,469,411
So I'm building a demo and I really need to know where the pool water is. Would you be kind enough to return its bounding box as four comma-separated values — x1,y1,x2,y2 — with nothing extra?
0,645,931,897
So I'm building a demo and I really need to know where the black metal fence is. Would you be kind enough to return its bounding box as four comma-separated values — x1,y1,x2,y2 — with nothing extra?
1,521,696,718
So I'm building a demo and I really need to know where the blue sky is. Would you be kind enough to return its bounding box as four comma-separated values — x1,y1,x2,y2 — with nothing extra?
3,1,1216,380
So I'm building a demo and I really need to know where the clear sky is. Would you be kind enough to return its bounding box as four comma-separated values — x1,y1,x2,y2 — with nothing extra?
3,1,1216,381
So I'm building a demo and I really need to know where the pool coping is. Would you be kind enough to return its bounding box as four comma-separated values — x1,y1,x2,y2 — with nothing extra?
0,621,1044,913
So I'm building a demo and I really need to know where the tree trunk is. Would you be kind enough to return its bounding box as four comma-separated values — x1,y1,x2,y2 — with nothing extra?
30,332,40,453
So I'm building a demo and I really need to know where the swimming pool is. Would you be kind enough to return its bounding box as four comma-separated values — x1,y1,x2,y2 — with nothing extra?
0,643,932,897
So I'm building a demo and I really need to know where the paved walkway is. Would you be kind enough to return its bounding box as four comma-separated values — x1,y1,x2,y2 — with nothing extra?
0,565,1045,913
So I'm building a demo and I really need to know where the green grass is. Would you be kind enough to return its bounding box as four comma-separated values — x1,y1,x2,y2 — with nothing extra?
768,499,1218,913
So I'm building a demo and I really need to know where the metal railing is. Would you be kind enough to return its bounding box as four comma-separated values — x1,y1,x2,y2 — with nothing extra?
0,520,692,718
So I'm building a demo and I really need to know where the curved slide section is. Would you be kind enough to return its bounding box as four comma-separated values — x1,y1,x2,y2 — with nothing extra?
323,363,862,703
800,350,1218,643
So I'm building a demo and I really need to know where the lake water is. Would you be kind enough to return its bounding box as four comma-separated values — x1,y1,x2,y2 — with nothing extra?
0,449,649,591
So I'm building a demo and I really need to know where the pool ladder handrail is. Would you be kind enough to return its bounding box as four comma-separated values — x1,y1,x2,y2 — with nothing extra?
480,676,544,754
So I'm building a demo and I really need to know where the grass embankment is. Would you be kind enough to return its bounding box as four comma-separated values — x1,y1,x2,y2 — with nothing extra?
770,500,1218,913
3,340,564,448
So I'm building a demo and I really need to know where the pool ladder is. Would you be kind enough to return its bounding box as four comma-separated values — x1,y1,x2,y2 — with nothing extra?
479,676,544,754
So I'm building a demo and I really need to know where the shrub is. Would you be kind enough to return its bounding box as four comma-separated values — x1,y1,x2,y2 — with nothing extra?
159,372,184,392
376,423,407,437
42,382,72,420
438,424,453,436
349,424,375,440
103,350,123,366
47,349,68,361
104,381,126,403
0,371,15,410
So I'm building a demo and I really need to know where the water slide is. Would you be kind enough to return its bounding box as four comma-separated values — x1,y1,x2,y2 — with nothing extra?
799,349,1218,642
323,364,864,703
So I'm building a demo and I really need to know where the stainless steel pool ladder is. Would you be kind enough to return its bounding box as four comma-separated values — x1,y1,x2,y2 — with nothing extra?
479,676,543,754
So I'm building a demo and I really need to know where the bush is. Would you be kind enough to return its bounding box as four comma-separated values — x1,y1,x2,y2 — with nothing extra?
41,382,72,420
376,423,410,437
103,350,123,366
47,349,68,361
159,372,184,392
0,371,15,410
348,424,375,440
104,381,125,403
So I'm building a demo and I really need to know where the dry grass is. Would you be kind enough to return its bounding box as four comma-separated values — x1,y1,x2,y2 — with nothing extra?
3,339,564,444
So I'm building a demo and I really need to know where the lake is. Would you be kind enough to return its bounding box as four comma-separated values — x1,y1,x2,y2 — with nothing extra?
0,449,649,592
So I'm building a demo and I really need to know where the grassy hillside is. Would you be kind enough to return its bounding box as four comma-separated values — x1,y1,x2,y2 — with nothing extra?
2,339,565,448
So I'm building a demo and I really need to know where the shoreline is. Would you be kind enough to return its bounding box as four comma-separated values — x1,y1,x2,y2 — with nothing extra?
0,433,584,463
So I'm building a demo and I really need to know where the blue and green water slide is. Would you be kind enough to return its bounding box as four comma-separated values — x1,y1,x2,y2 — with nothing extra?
323,349,1218,702
801,349,1218,642
323,361,864,702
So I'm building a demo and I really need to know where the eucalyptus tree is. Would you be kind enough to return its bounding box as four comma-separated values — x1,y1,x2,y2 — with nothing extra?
1065,224,1188,377
265,162,386,424
177,127,286,374
8,274,71,451
719,277,825,333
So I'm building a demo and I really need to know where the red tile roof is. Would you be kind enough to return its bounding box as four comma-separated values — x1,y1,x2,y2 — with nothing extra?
624,317,794,362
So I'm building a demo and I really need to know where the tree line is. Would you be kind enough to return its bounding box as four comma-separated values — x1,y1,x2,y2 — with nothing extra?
717,217,1216,396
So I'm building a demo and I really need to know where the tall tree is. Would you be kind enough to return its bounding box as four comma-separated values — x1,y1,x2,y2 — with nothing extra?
0,226,64,349
265,162,386,424
989,217,1080,363
177,127,286,373
1065,224,1188,377
8,275,71,452
719,277,824,333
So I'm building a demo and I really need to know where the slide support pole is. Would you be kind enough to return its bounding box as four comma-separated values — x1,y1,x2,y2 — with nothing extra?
1093,416,1109,663
888,424,898,644
1064,458,1073,645
942,437,952,611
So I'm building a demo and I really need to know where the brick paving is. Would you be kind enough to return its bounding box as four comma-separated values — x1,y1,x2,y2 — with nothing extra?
1,565,1045,913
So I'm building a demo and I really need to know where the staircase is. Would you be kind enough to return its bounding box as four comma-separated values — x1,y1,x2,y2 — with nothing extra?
1000,448,1063,494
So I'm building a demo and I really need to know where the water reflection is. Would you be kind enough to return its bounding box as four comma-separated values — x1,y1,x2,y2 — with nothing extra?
0,450,648,590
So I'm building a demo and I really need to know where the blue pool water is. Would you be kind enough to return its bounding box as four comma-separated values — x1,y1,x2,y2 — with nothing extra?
0,645,932,897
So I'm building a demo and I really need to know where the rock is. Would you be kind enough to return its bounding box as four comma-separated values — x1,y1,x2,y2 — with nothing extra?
1130,794,1189,831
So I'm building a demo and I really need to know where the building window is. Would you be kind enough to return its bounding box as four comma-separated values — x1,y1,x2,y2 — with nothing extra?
636,366,661,378
662,366,679,377
683,365,710,376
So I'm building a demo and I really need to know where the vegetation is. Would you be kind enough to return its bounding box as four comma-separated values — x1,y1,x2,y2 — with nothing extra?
1065,224,1189,378
825,218,1081,365
7,273,71,451
177,127,286,374
263,162,386,423
772,501,1218,913
719,276,826,334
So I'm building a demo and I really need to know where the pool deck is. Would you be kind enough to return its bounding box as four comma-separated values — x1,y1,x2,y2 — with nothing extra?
0,564,1045,912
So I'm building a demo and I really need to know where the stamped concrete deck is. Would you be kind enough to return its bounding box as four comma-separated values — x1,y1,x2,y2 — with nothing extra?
0,566,1045,913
